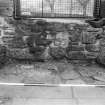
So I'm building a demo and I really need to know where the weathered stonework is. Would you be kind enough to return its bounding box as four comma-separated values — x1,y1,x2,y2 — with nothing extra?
0,0,105,64
0,17,103,62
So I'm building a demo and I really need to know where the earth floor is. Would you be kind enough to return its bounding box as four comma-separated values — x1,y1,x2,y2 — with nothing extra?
0,60,105,85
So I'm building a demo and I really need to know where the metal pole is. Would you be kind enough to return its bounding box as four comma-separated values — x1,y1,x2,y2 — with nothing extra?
42,0,43,17
70,0,73,16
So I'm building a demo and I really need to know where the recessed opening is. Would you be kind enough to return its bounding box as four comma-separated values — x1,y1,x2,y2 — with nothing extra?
14,0,97,19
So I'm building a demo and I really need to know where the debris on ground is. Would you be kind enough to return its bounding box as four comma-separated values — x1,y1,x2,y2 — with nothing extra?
75,64,105,83
0,62,105,84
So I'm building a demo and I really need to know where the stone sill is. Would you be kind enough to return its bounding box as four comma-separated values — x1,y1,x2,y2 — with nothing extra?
28,18,87,24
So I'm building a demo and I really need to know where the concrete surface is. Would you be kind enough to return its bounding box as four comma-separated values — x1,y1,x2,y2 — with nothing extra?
0,86,105,105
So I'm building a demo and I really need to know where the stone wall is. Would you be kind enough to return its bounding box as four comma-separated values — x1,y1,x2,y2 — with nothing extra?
0,18,103,61
0,0,105,64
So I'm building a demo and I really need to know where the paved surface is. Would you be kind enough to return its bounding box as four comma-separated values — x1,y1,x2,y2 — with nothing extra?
0,86,105,105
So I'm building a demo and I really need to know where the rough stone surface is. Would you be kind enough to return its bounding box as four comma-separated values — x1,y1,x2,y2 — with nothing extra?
0,0,105,65
67,51,86,60
0,15,105,64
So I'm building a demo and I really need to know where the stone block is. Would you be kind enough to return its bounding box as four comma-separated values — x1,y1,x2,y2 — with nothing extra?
100,39,105,47
47,22,66,32
55,31,69,48
97,47,105,65
53,22,67,32
71,45,84,51
66,51,86,60
0,45,7,67
85,44,100,52
82,31,97,44
2,36,14,43
6,36,27,48
3,28,15,36
87,53,99,59
71,42,79,45
65,23,76,31
70,31,81,42
49,47,66,59
7,48,34,59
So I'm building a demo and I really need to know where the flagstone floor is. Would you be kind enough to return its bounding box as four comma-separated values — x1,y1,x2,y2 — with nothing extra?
0,86,105,105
